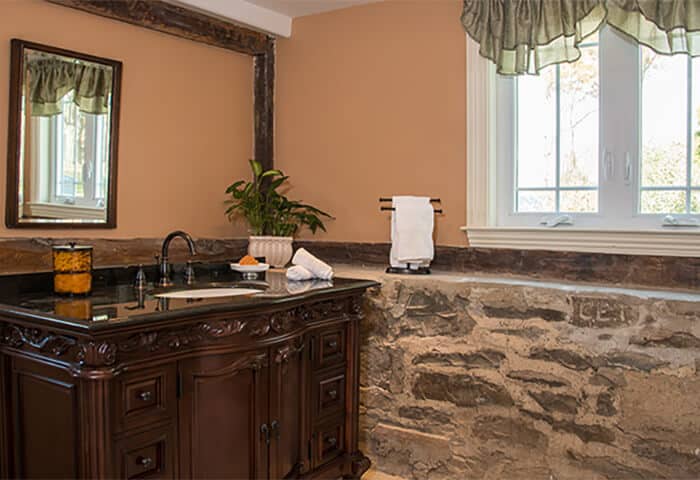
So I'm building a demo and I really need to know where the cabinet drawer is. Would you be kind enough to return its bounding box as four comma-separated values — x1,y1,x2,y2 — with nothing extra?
313,420,345,468
314,327,346,370
114,365,176,433
314,373,345,419
114,425,175,479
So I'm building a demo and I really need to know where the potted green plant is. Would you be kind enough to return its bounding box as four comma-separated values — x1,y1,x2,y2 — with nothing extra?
225,159,333,267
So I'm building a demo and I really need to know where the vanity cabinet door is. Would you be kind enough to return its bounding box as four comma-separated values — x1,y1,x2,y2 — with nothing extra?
178,349,270,480
7,357,80,479
269,336,307,479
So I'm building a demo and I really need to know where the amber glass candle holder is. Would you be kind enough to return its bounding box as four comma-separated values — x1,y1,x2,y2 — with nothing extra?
52,244,93,296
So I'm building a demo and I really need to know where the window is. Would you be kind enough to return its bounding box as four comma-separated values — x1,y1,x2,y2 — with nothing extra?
640,49,700,216
27,90,110,212
496,27,700,229
514,37,599,216
49,91,109,207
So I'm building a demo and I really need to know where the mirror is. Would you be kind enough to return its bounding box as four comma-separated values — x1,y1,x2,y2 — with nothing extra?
6,39,121,228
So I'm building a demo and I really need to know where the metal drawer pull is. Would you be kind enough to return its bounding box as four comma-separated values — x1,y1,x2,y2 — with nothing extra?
271,420,281,440
261,423,270,445
138,391,152,401
138,456,153,468
326,436,337,447
327,389,338,400
327,340,338,349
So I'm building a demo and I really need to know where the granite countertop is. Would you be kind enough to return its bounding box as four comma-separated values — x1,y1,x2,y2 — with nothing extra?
0,263,377,333
2,261,695,335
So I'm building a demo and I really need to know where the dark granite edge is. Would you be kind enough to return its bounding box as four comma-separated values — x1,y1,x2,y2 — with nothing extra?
0,277,379,335
90,279,379,332
0,303,90,333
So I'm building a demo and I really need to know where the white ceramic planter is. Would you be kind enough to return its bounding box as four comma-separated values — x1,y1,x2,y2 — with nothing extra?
248,236,293,268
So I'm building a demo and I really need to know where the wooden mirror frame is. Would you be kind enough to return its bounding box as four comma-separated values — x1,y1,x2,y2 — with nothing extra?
5,39,123,229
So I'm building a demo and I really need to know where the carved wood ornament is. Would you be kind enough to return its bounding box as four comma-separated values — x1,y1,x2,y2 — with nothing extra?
1,324,76,356
0,297,361,372
274,337,305,365
195,350,269,377
45,0,276,170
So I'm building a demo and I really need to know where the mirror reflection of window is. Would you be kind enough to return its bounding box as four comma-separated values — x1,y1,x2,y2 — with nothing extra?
13,43,118,225
37,90,110,208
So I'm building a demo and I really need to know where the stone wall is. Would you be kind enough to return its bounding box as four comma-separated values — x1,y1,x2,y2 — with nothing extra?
359,274,700,479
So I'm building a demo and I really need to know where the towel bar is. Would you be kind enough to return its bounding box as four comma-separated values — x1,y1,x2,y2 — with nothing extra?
379,197,441,203
379,197,443,213
380,206,443,213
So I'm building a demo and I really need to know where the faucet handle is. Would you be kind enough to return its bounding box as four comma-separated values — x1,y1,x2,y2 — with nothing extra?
184,260,196,285
134,264,147,290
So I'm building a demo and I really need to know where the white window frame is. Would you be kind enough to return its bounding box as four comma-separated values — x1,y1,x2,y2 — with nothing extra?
24,100,109,221
462,33,700,257
49,97,107,208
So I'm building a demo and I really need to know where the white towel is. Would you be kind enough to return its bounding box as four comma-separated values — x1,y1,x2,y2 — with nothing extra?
290,248,334,280
390,196,434,268
286,265,315,281
285,273,314,294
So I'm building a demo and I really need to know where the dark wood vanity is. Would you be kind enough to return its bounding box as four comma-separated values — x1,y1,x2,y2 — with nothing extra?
0,270,375,479
1,1,364,477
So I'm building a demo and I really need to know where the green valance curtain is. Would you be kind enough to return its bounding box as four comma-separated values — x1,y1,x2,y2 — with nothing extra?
27,58,112,116
608,0,700,55
462,0,700,75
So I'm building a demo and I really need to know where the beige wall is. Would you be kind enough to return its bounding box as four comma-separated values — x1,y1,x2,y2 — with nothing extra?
0,0,253,239
277,0,466,246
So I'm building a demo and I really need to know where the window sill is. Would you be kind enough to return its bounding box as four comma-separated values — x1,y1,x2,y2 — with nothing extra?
24,202,105,221
461,226,700,257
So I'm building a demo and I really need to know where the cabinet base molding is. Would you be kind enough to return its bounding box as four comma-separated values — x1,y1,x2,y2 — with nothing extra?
345,451,372,479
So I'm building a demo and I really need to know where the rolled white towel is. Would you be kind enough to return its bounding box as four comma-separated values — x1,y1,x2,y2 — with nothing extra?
310,279,333,290
292,248,334,280
286,265,315,281
286,277,314,294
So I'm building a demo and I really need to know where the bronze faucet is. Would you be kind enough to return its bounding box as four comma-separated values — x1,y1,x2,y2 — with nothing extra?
157,231,197,287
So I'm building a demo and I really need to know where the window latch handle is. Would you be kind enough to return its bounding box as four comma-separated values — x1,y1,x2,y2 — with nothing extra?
663,215,699,228
603,151,614,181
624,152,632,185
540,214,574,228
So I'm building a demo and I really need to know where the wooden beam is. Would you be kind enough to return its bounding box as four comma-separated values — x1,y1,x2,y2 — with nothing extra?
254,49,275,171
45,0,272,55
45,0,276,169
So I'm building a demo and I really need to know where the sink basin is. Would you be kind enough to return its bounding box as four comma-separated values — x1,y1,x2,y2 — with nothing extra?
155,288,261,299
